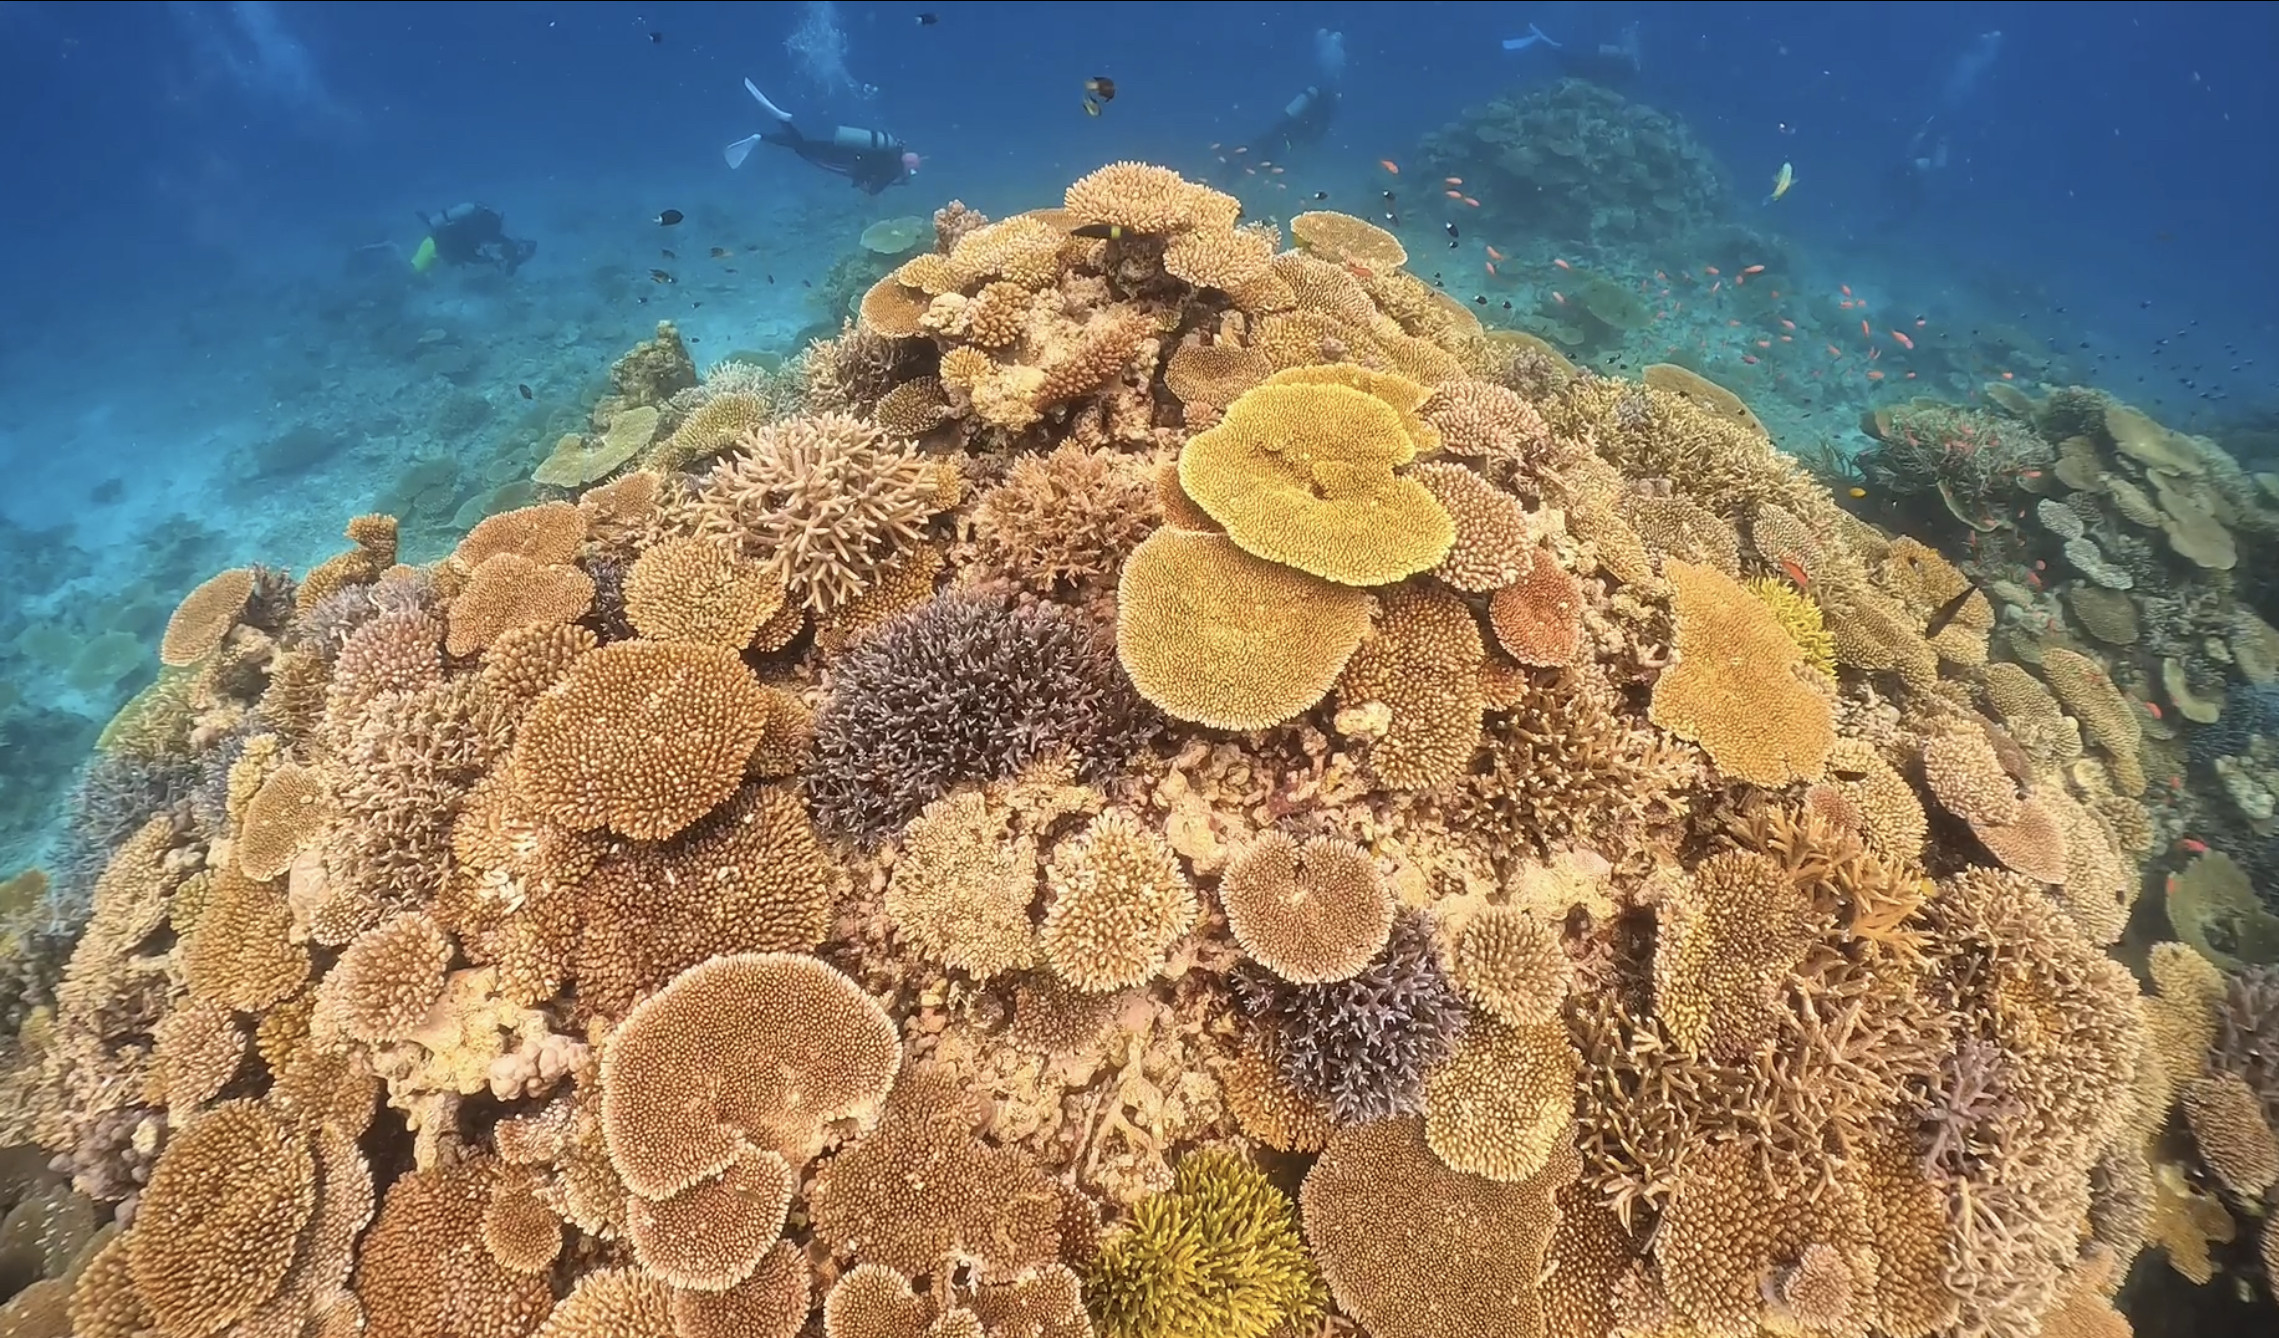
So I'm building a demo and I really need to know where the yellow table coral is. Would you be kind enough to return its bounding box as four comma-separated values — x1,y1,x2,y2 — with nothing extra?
1178,380,1453,587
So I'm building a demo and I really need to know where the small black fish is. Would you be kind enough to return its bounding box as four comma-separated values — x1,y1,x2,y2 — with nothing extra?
802,279,812,288
517,383,533,400
648,31,664,44
1444,222,1458,239
662,249,677,261
1382,189,1395,201
649,269,676,284
655,209,683,226
1071,222,1129,241
916,11,938,24
1501,300,1512,310
1473,295,1487,306
1447,239,1458,250
1312,191,1329,201
1085,76,1116,103
766,274,775,283
710,247,732,259
1923,585,1981,639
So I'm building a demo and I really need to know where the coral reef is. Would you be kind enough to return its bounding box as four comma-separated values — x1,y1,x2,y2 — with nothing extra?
0,164,2248,1338
1418,80,1727,244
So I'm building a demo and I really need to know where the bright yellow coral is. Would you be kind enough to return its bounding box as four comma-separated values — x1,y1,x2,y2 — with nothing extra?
1178,380,1452,586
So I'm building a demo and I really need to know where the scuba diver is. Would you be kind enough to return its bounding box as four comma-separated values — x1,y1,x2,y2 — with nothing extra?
412,204,537,275
1241,30,1346,164
724,79,920,196
1875,118,1949,233
1504,20,1643,89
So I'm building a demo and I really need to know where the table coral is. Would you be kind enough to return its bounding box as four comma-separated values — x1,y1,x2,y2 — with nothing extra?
1650,559,1833,787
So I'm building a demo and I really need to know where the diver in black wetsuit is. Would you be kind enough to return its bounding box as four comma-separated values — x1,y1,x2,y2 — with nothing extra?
416,204,538,274
724,80,920,196
1875,119,1949,233
1505,20,1644,90
1221,29,1345,183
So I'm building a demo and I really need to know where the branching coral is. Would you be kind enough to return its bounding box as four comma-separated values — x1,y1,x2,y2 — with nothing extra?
687,412,948,615
1039,808,1196,992
1232,910,1468,1125
972,441,1161,593
1086,1149,1323,1338
807,590,1151,846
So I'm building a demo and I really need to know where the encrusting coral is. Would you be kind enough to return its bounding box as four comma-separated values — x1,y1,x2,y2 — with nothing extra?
0,162,2228,1338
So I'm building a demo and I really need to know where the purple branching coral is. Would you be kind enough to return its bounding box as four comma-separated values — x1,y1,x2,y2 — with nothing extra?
1231,910,1469,1126
805,589,1156,847
1917,1037,2025,1180
2214,965,2279,1127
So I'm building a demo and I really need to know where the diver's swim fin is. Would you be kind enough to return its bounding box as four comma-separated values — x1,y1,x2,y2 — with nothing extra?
1501,23,1561,52
743,78,793,122
723,134,765,169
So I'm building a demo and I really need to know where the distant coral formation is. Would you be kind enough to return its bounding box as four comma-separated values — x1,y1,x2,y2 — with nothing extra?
3,160,2275,1338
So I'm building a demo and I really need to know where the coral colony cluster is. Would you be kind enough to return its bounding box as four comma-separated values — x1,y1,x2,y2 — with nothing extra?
4,160,2279,1338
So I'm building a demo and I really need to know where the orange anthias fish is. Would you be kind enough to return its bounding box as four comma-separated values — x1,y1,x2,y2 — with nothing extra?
1890,329,1916,350
1486,245,1506,262
2179,836,2210,854
1379,159,1400,174
1777,555,1810,589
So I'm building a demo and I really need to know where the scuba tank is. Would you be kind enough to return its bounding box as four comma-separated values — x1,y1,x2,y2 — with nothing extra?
1283,87,1321,120
827,126,902,152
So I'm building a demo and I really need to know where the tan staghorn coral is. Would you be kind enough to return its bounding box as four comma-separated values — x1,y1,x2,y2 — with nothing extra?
972,442,1161,594
1038,808,1196,992
2181,1071,2278,1198
599,953,899,1195
1422,1018,1579,1183
687,412,945,615
1178,379,1452,586
444,552,595,657
885,790,1040,982
622,536,786,648
1650,559,1833,786
1115,528,1370,730
316,911,454,1045
1454,904,1572,1026
1414,461,1535,592
808,1066,1065,1281
161,567,255,666
626,1144,795,1291
1488,546,1584,668
1218,831,1393,984
1336,583,1487,789
509,640,774,841
236,760,331,881
1301,1116,1575,1338
128,1099,315,1338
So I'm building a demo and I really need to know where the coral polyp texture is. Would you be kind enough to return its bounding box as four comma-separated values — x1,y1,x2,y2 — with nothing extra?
9,162,2273,1338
